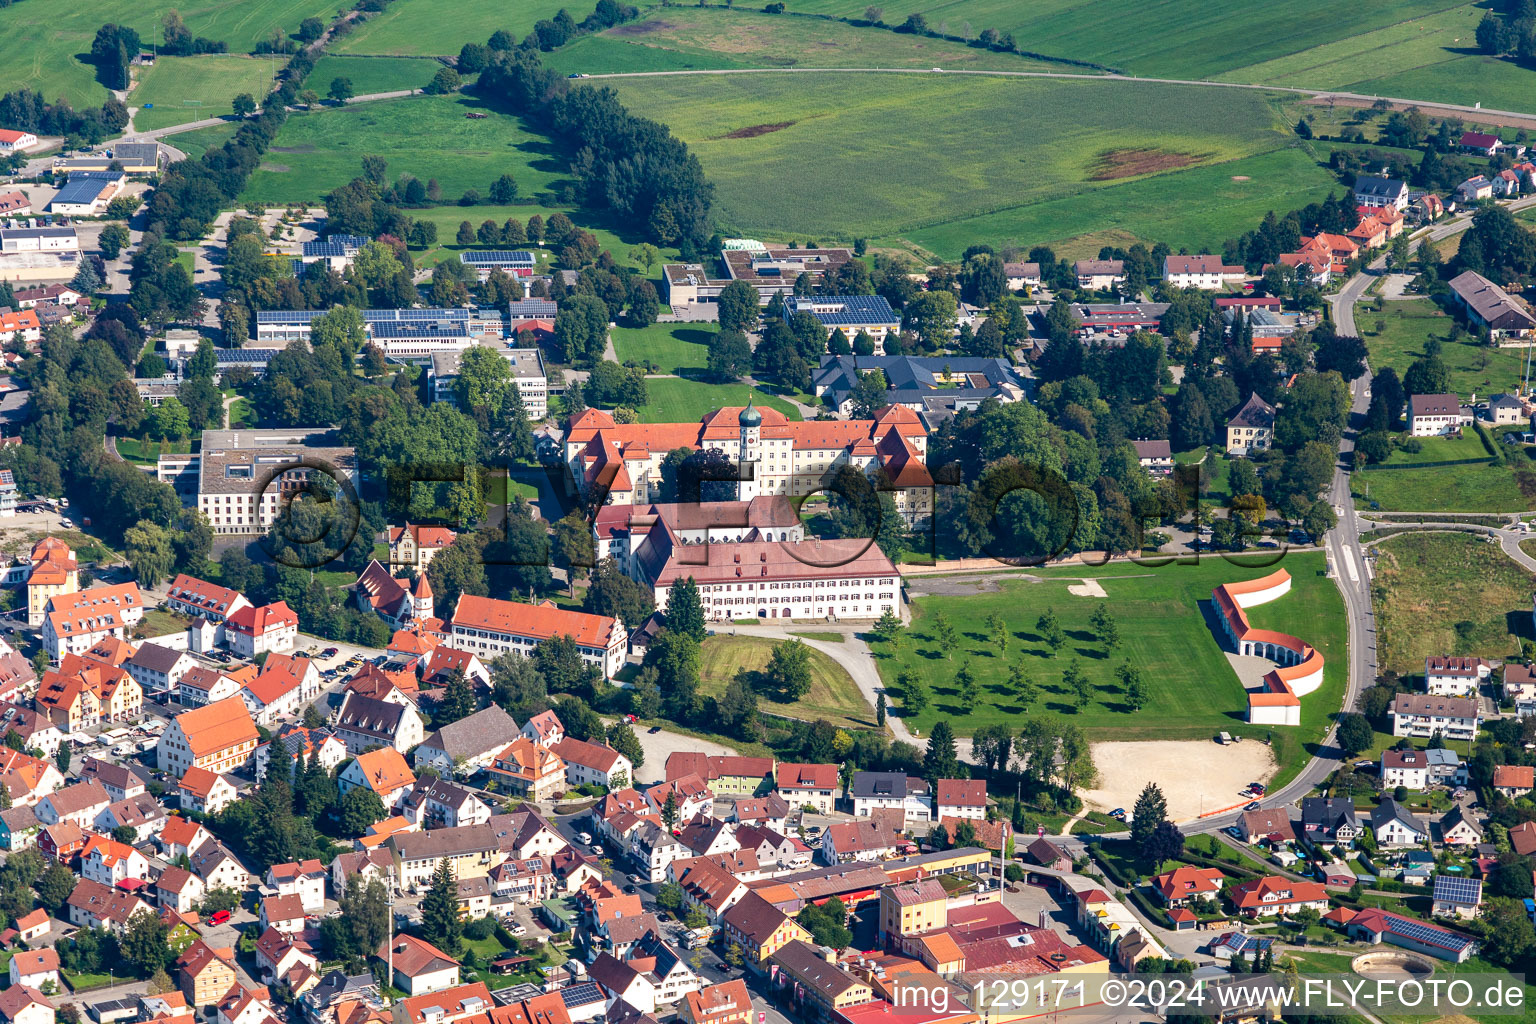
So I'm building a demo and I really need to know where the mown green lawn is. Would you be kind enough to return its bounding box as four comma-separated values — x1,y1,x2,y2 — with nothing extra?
608,72,1310,247
0,0,340,107
1353,432,1532,513
408,204,677,277
332,0,579,54
1371,531,1532,676
1362,297,1532,400
876,552,1347,781
610,323,715,374
303,55,444,96
634,378,800,423
130,55,281,131
699,635,875,731
242,94,564,207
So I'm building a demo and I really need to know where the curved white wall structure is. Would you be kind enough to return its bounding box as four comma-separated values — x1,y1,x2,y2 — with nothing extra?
1211,569,1324,728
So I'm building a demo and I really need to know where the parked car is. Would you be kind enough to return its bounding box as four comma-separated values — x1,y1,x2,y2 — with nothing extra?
511,923,527,936
1244,801,1261,811
1109,808,1126,820
207,910,232,925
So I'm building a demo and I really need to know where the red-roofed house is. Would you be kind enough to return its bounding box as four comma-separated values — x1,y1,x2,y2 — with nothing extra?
1230,876,1329,918
260,894,306,935
775,763,838,814
552,736,633,790
934,780,986,821
178,766,238,815
81,834,150,886
1493,764,1534,798
225,602,298,659
1151,866,1225,907
0,131,38,153
0,985,53,1024
239,654,320,725
388,524,457,572
165,575,251,624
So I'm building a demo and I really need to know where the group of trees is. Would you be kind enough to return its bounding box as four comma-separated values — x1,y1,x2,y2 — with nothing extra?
0,86,127,151
1476,0,1536,64
475,32,713,251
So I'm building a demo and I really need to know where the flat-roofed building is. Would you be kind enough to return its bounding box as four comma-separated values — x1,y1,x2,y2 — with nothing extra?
458,250,536,279
426,345,547,418
190,429,359,536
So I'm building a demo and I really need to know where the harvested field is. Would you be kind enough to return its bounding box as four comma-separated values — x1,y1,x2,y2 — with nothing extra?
1081,740,1277,823
1089,148,1202,180
717,121,797,139
611,19,672,34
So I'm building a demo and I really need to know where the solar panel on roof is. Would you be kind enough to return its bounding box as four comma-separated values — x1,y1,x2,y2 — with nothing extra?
1378,912,1474,951
559,984,602,1008
1432,875,1482,903
459,250,535,265
364,308,470,323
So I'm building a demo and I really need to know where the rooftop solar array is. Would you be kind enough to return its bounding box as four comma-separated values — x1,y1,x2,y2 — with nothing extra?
560,984,603,1008
505,299,558,318
460,250,536,266
1432,874,1483,904
368,322,472,340
257,308,471,324
302,234,369,257
1375,910,1476,953
786,294,898,326
212,348,275,363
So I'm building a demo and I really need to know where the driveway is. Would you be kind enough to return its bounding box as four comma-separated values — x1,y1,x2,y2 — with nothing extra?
628,724,738,786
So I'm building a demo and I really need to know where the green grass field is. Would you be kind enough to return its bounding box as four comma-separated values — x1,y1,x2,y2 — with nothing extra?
1362,297,1533,399
0,0,342,108
332,0,576,54
1372,532,1532,676
877,554,1347,758
166,122,240,161
407,203,678,275
241,93,564,206
551,8,1081,74
634,378,801,423
1353,433,1532,512
303,54,443,96
610,323,713,373
608,72,1330,252
730,0,1455,79
698,635,875,731
129,56,282,132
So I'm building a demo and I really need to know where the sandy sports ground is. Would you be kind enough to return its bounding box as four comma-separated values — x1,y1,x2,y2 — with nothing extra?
1081,740,1277,822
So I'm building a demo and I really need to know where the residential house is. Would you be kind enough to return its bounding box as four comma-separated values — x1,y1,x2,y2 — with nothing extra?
520,710,565,748
486,738,567,802
78,759,146,802
721,892,812,970
0,705,61,759
850,772,930,822
1226,392,1276,456
589,933,701,1012
178,666,244,708
254,928,319,991
0,987,54,1024
67,877,154,932
96,792,167,842
338,747,417,811
165,575,251,624
257,725,348,781
267,860,327,913
1025,836,1073,871
646,774,714,823
821,821,900,864
729,794,789,832
1456,176,1495,203
401,778,492,829
1151,866,1225,908
1131,439,1174,477
178,766,238,815
1354,175,1409,211
1230,876,1330,918
159,697,261,778
1370,799,1428,847
1003,262,1041,290
665,753,774,797
240,654,321,725
38,821,85,864
260,894,307,935
386,524,457,572
36,779,111,827
1391,693,1481,740
387,824,505,890
42,583,144,660
631,821,690,884
1408,393,1473,437
125,643,196,698
672,858,749,925
191,841,252,891
1163,254,1245,290
179,940,238,1007
775,763,838,815
224,602,299,659
1073,260,1125,290
394,984,495,1024
1300,797,1360,846
680,981,752,1024
553,737,633,790
1438,804,1483,846
0,806,40,851
1431,874,1482,920
1493,765,1534,798
1238,808,1295,845
934,780,986,821
414,705,519,776
11,908,47,944
376,935,460,996
333,692,425,755
768,940,873,1022
8,950,59,991
155,866,206,914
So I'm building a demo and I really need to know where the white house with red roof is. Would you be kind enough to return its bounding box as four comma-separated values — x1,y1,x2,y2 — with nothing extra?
0,130,38,153
520,709,565,748
165,575,251,624
352,561,434,631
551,736,633,790
42,583,144,660
225,602,298,659
1229,876,1330,918
177,766,238,815
934,779,986,821
266,859,327,912
239,653,320,725
448,594,627,678
81,834,150,886
0,985,54,1024
774,763,838,815
260,894,306,935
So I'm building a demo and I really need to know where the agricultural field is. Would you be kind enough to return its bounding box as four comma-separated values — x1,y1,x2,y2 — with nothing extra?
331,0,577,55
1352,433,1534,512
1370,532,1531,677
1362,297,1534,399
736,0,1455,79
609,323,713,374
551,8,1081,74
633,378,801,423
903,146,1340,260
874,554,1346,762
0,0,340,108
698,635,875,732
302,55,443,97
129,56,282,132
168,123,239,161
608,72,1333,252
240,94,565,206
